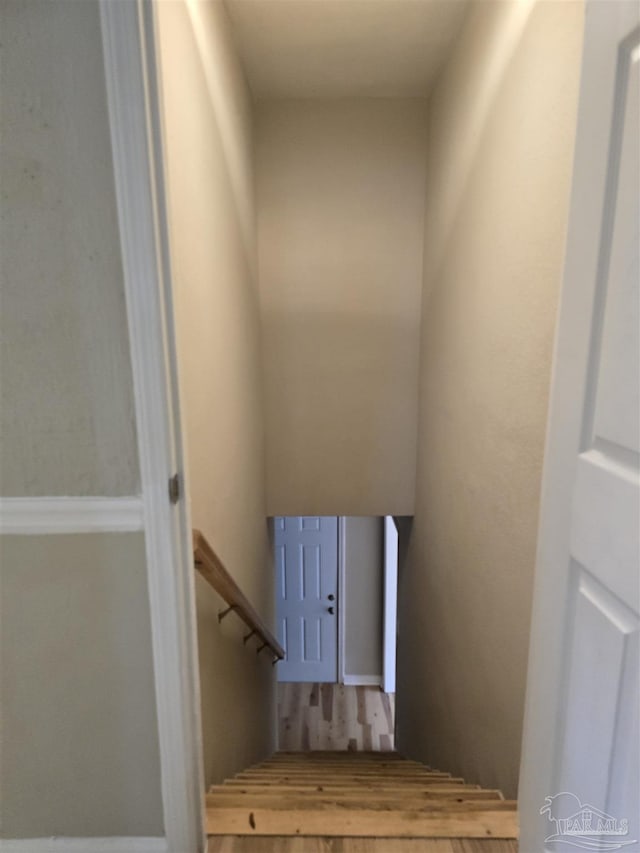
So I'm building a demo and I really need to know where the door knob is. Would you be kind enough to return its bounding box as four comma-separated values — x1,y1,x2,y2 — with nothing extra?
327,606,335,615
328,594,335,601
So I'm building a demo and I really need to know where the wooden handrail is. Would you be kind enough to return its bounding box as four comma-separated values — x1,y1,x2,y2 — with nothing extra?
193,529,284,662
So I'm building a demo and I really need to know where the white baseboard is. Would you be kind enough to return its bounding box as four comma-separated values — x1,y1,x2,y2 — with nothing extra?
342,674,383,687
0,838,168,853
0,497,144,534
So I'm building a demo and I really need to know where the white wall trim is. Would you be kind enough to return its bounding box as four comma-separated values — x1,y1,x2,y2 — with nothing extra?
0,839,168,853
337,516,347,684
0,497,144,534
343,674,383,687
99,3,205,853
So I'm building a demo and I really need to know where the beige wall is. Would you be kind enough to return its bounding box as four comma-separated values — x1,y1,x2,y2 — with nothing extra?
0,534,163,838
256,99,428,517
0,1,163,840
155,0,276,787
0,0,138,498
397,0,584,799
343,517,383,678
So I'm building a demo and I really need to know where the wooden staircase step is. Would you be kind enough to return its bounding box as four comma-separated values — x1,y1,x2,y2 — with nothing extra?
241,763,445,772
260,752,418,768
207,839,519,852
253,761,430,771
205,751,517,841
273,751,407,759
223,777,468,788
206,794,515,810
232,771,456,781
205,805,518,837
207,785,504,808
210,784,490,798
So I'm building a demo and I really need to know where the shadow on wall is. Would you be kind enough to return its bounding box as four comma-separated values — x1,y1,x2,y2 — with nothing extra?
423,0,536,295
196,572,276,787
396,0,585,802
263,311,420,516
393,515,413,727
395,517,414,584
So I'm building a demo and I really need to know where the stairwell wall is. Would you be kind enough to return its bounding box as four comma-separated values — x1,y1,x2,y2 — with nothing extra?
397,0,585,799
255,99,428,517
155,0,276,788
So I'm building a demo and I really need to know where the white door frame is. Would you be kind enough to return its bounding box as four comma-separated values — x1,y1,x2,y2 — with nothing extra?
100,3,205,852
382,516,398,694
338,516,347,684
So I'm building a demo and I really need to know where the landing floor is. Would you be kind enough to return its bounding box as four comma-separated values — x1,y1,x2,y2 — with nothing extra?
278,682,395,751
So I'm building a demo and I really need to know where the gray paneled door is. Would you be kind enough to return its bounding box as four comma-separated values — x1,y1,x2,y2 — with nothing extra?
275,517,338,682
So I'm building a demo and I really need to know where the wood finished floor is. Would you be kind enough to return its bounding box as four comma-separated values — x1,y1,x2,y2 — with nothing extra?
278,683,395,752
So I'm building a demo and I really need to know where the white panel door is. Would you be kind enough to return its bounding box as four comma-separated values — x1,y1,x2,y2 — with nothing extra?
520,4,639,852
275,516,338,682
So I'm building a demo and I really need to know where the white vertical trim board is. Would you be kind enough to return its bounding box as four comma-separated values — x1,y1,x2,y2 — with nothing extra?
383,516,399,694
0,497,144,534
0,839,168,853
99,3,205,853
337,516,347,684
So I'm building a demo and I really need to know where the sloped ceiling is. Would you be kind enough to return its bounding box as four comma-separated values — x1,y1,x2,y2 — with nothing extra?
223,0,469,98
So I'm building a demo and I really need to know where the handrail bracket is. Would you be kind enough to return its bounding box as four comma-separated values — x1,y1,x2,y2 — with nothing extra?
218,604,238,623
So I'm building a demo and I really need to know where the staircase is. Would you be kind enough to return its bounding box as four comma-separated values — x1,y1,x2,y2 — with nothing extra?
206,751,518,851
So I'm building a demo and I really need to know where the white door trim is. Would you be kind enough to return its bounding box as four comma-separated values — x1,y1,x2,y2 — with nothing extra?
382,516,398,694
0,497,144,534
99,3,204,852
338,516,347,684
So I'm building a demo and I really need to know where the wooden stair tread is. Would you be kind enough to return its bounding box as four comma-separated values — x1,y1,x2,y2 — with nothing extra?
241,763,451,776
206,806,518,837
250,763,430,772
206,796,517,811
209,782,484,797
263,760,412,766
225,773,464,788
207,789,504,802
205,751,517,841
231,770,459,782
273,751,407,758
208,839,519,852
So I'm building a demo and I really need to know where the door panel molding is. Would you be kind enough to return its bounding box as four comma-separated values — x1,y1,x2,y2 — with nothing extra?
0,497,144,534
